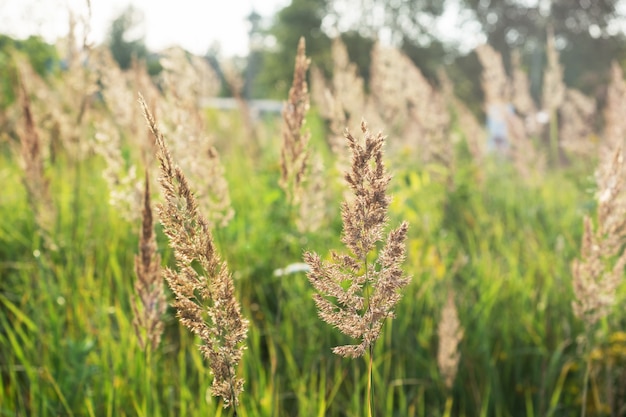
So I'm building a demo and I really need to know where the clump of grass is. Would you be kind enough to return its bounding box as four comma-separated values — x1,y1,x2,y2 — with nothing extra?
130,169,166,351
139,94,248,410
304,120,409,416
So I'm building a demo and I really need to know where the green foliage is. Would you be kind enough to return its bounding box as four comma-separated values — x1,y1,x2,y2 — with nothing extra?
106,5,148,70
0,34,59,110
254,0,332,99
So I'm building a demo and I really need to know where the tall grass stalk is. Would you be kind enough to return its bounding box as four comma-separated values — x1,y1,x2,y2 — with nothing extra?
139,94,248,413
305,121,409,416
130,169,166,416
279,37,310,214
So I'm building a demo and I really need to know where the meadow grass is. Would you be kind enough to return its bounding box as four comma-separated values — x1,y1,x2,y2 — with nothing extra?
1,40,625,417
0,115,608,416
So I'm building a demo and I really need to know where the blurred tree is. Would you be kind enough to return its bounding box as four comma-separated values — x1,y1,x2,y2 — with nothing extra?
459,0,626,100
106,5,147,70
245,10,264,99
0,34,58,110
329,0,446,45
400,37,449,83
341,31,375,88
204,44,231,97
254,0,463,99
253,0,332,99
18,36,59,76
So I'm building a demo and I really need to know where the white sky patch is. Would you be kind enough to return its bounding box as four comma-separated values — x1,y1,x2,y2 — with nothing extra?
322,0,484,52
432,0,485,53
0,0,288,56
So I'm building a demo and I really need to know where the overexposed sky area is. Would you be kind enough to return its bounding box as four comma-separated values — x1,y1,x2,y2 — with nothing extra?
0,0,288,56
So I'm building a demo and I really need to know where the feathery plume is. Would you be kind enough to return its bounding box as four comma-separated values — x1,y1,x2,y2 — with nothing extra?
542,27,566,116
279,37,311,208
131,170,166,351
203,146,235,228
326,38,369,171
371,43,451,168
604,62,626,154
475,44,510,106
572,147,626,328
510,50,543,138
278,39,327,232
437,290,464,390
330,37,367,129
297,153,327,233
16,68,55,235
150,48,235,228
159,46,220,108
559,88,596,158
542,27,567,163
309,64,330,120
93,120,143,223
438,69,486,164
572,146,626,417
304,121,410,358
510,50,536,120
139,94,248,408
92,46,140,134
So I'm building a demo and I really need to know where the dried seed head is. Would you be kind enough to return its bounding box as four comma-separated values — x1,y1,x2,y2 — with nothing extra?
572,146,626,329
139,94,248,407
279,37,311,209
305,120,410,357
131,170,166,351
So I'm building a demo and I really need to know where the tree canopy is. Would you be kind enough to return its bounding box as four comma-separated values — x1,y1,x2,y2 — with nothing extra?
106,5,147,70
251,0,626,106
0,35,58,110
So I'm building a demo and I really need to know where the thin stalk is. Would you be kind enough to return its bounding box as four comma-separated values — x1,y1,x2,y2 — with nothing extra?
581,356,590,417
364,249,374,417
443,396,453,417
145,346,153,417
226,364,239,417
367,344,374,417
549,109,559,164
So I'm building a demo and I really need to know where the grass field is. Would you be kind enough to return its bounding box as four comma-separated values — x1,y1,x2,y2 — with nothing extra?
1,39,625,417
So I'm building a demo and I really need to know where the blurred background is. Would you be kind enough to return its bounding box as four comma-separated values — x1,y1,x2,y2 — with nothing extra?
2,0,625,110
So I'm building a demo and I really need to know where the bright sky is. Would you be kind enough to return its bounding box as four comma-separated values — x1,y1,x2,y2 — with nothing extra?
0,0,288,56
